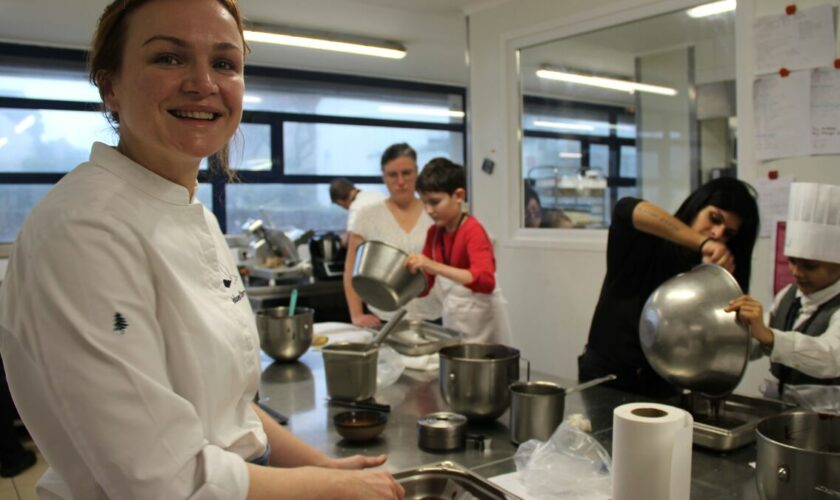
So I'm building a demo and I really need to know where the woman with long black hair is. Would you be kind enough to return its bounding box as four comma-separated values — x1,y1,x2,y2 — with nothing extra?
578,177,760,397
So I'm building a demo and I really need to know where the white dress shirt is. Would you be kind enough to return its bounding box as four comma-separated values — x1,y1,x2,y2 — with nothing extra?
0,143,265,499
769,278,840,378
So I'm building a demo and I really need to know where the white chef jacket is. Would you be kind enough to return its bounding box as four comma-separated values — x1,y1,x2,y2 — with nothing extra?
0,143,265,499
767,278,840,378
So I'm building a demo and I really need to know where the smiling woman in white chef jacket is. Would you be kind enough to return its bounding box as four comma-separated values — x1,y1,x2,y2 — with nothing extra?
0,1,403,499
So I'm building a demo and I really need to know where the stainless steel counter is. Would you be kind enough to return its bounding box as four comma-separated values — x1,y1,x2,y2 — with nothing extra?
259,350,760,499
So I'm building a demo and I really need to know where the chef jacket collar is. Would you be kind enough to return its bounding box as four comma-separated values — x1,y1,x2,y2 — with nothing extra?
90,142,197,206
796,275,840,311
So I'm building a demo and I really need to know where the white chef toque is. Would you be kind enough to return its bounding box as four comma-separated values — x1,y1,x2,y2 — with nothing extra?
784,182,840,264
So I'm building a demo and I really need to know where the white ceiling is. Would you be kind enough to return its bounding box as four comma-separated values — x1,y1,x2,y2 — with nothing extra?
0,0,495,86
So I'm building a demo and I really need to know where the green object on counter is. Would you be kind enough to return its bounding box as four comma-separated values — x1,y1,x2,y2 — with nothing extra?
289,288,299,316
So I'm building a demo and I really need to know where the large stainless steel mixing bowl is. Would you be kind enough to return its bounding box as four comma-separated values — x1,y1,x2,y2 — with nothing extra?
352,240,428,311
639,264,750,398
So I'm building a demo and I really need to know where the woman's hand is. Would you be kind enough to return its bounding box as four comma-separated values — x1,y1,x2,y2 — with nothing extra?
331,468,405,499
700,239,735,273
352,314,382,328
724,295,774,345
327,454,387,470
405,253,434,275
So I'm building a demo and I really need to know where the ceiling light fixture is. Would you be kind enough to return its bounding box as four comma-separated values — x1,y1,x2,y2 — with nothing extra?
559,152,583,159
0,137,8,149
686,0,736,18
244,24,406,59
533,120,595,132
379,105,465,118
536,68,678,96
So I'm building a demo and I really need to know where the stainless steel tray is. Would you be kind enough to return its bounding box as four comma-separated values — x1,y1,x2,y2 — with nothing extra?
394,461,521,500
682,392,797,451
385,320,462,356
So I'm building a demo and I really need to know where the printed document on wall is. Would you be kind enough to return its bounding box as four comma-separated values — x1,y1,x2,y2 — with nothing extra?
753,175,793,238
754,71,811,161
811,68,840,155
754,4,835,75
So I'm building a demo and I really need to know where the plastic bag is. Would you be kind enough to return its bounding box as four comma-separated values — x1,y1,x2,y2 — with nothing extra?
514,422,612,499
377,344,405,389
784,384,840,414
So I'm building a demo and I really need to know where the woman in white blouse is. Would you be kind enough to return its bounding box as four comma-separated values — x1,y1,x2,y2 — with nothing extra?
343,143,441,328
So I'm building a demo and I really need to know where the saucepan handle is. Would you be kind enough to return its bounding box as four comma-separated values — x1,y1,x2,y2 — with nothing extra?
520,356,531,382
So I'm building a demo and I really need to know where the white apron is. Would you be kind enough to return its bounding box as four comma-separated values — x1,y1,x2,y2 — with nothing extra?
438,275,513,345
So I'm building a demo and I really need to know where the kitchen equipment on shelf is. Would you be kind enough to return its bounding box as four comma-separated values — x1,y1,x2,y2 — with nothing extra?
439,344,526,421
385,320,462,356
755,411,840,500
255,306,314,363
351,240,427,311
639,263,750,398
321,342,379,401
309,232,346,280
333,410,388,442
508,374,616,445
417,412,468,452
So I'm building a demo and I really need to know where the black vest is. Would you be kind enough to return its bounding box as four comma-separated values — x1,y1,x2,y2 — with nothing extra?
769,285,840,390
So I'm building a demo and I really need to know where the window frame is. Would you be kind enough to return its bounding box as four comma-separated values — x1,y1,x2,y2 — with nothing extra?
0,42,467,238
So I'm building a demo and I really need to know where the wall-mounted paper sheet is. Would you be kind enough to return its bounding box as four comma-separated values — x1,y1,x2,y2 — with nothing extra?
811,68,840,155
754,71,811,161
753,175,794,238
754,4,836,75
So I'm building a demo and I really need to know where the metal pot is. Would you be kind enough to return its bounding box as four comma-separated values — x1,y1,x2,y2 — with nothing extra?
639,264,750,398
321,342,379,401
439,344,521,421
756,411,840,500
255,307,313,362
508,375,616,444
351,240,427,311
417,412,468,451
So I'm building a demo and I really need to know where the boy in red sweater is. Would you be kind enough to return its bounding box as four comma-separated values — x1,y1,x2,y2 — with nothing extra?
405,158,512,344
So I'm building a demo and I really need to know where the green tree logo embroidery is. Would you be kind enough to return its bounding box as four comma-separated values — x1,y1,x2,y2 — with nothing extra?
113,313,129,335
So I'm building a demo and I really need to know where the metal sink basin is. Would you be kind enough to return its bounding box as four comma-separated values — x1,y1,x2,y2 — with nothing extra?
394,461,520,500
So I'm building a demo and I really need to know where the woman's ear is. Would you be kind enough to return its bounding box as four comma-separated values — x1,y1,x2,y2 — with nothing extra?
98,73,120,114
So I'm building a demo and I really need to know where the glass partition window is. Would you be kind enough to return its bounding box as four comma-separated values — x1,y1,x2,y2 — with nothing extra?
0,47,466,242
518,4,736,229
284,122,463,176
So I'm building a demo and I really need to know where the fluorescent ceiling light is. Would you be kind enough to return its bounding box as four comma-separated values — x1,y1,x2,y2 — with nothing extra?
533,120,595,132
379,105,465,118
559,152,583,159
243,95,262,104
0,137,8,149
536,68,678,96
244,25,406,59
687,0,735,18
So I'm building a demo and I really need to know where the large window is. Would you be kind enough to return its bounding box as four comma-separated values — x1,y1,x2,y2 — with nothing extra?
0,44,466,241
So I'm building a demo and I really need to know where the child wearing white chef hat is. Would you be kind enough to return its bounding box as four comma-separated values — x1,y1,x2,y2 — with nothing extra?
726,182,840,396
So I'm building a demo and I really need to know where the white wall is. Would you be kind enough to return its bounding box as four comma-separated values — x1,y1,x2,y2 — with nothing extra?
469,0,840,393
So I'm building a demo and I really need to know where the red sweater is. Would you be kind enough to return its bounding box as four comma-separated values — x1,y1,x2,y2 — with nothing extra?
421,215,496,294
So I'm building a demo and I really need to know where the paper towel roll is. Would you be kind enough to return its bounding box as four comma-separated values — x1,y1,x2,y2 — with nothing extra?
612,402,693,500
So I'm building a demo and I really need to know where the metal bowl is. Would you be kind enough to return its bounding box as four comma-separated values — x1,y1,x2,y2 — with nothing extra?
639,264,750,398
255,307,314,362
351,240,427,311
333,410,388,442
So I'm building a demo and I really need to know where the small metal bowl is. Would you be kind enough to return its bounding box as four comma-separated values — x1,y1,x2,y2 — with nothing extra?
333,410,388,442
